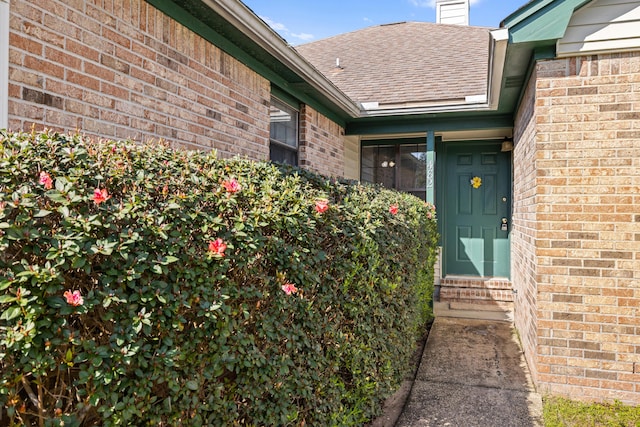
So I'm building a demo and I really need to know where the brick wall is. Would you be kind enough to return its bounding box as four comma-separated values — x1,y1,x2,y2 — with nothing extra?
299,104,345,177
8,0,271,160
512,68,540,385
514,52,640,404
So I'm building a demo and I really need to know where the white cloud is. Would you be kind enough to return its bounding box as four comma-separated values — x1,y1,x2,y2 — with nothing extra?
409,0,436,6
409,0,480,8
259,15,315,43
291,32,315,41
259,16,288,32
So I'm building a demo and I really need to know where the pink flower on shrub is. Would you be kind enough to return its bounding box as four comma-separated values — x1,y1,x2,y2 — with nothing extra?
315,199,329,214
39,171,53,189
63,290,84,306
282,283,298,295
222,178,241,193
92,188,110,205
208,238,227,256
389,204,399,215
427,211,433,220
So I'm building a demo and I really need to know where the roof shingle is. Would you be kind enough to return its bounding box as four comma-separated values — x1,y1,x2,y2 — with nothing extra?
295,22,492,108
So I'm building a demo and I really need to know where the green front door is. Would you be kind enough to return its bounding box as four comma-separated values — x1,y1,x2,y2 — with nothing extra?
444,142,511,277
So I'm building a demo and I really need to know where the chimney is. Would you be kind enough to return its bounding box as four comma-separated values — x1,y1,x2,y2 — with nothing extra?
436,0,470,26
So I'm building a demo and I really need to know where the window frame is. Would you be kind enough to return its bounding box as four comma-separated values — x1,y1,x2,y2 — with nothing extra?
269,96,299,166
360,138,428,200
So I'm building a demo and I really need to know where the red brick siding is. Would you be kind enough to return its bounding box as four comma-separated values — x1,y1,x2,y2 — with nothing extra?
8,0,271,160
299,105,345,177
515,52,640,405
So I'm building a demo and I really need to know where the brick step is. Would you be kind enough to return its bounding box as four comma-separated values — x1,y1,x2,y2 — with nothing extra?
439,287,515,303
434,300,513,321
441,275,512,290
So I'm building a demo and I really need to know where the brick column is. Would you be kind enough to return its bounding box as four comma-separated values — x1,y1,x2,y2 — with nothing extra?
513,52,640,405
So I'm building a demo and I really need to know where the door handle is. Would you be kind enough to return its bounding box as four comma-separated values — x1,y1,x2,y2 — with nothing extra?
501,218,508,231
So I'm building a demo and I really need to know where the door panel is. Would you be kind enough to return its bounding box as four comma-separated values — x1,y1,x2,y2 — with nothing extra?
444,143,510,277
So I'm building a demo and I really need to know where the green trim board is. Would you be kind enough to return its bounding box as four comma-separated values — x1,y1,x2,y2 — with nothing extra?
144,0,349,126
496,0,592,121
436,136,445,245
347,114,514,136
502,0,592,43
271,85,300,110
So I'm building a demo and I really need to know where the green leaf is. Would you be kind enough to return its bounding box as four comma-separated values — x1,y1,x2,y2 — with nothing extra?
91,356,103,367
185,380,199,391
0,306,21,321
132,322,142,334
89,394,100,406
6,227,23,240
159,256,179,265
72,257,86,269
46,296,65,308
33,209,53,218
46,191,68,204
0,294,16,304
0,280,12,291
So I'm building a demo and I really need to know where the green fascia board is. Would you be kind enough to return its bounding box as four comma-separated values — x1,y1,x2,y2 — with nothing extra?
270,85,300,110
497,0,591,117
145,0,349,126
503,0,592,44
346,113,513,136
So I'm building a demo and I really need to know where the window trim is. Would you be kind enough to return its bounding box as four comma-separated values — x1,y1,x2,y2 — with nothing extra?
269,96,300,166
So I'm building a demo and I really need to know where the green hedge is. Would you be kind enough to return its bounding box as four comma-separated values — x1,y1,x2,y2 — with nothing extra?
0,131,438,426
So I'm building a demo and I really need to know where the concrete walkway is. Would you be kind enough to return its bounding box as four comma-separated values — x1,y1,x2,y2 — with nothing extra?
392,317,543,427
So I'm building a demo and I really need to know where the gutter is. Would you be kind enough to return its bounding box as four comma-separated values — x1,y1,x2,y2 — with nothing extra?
487,28,509,111
203,0,361,118
358,27,509,117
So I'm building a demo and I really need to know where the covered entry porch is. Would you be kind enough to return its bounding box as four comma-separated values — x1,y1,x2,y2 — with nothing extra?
348,121,516,319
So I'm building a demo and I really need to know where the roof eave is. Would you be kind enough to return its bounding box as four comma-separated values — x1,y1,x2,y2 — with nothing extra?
497,0,593,115
203,0,361,118
359,102,492,117
487,28,509,110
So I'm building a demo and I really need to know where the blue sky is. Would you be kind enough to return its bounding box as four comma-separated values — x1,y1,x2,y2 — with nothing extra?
242,0,525,45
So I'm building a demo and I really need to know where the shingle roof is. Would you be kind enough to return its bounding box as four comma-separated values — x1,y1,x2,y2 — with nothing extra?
295,22,492,108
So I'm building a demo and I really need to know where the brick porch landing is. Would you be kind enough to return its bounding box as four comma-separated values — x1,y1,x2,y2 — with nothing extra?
434,276,514,321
